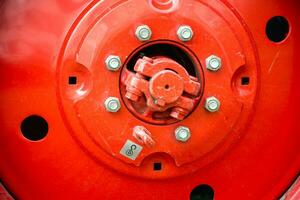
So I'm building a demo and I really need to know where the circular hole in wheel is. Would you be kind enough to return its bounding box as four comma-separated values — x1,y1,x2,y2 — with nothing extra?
21,115,49,141
266,16,290,43
190,184,214,200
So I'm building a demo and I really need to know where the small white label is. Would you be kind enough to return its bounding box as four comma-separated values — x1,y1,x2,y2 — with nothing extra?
120,140,143,160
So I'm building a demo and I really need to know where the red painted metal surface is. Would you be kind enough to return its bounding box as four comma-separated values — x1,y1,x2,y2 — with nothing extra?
0,0,299,199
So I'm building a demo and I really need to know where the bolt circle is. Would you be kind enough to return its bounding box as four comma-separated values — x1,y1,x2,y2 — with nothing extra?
55,0,260,180
105,55,122,71
135,25,152,41
177,25,194,42
104,97,121,112
175,126,191,142
205,96,221,112
206,55,222,71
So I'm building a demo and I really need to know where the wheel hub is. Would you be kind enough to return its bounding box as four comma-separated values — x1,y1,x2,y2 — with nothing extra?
56,0,258,179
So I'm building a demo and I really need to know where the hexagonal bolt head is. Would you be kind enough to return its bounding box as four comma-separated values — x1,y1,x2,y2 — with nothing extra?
175,126,191,142
177,25,194,42
105,55,122,71
104,97,121,113
206,55,222,71
135,25,152,41
205,96,220,112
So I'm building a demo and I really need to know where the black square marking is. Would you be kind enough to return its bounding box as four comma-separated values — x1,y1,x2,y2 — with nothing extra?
153,162,162,171
68,76,77,85
241,77,250,85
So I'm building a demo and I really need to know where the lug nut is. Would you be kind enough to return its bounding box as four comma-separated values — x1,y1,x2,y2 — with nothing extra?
205,96,220,112
104,97,121,112
175,126,191,142
177,25,193,42
105,55,122,71
206,55,222,71
135,25,152,41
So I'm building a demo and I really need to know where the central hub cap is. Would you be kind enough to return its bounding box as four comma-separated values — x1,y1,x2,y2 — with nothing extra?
149,70,184,105
123,56,201,123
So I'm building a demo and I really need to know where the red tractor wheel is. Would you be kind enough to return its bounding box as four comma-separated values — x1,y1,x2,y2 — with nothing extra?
0,0,299,199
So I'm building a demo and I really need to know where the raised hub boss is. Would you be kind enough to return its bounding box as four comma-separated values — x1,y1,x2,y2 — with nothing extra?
57,0,258,179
